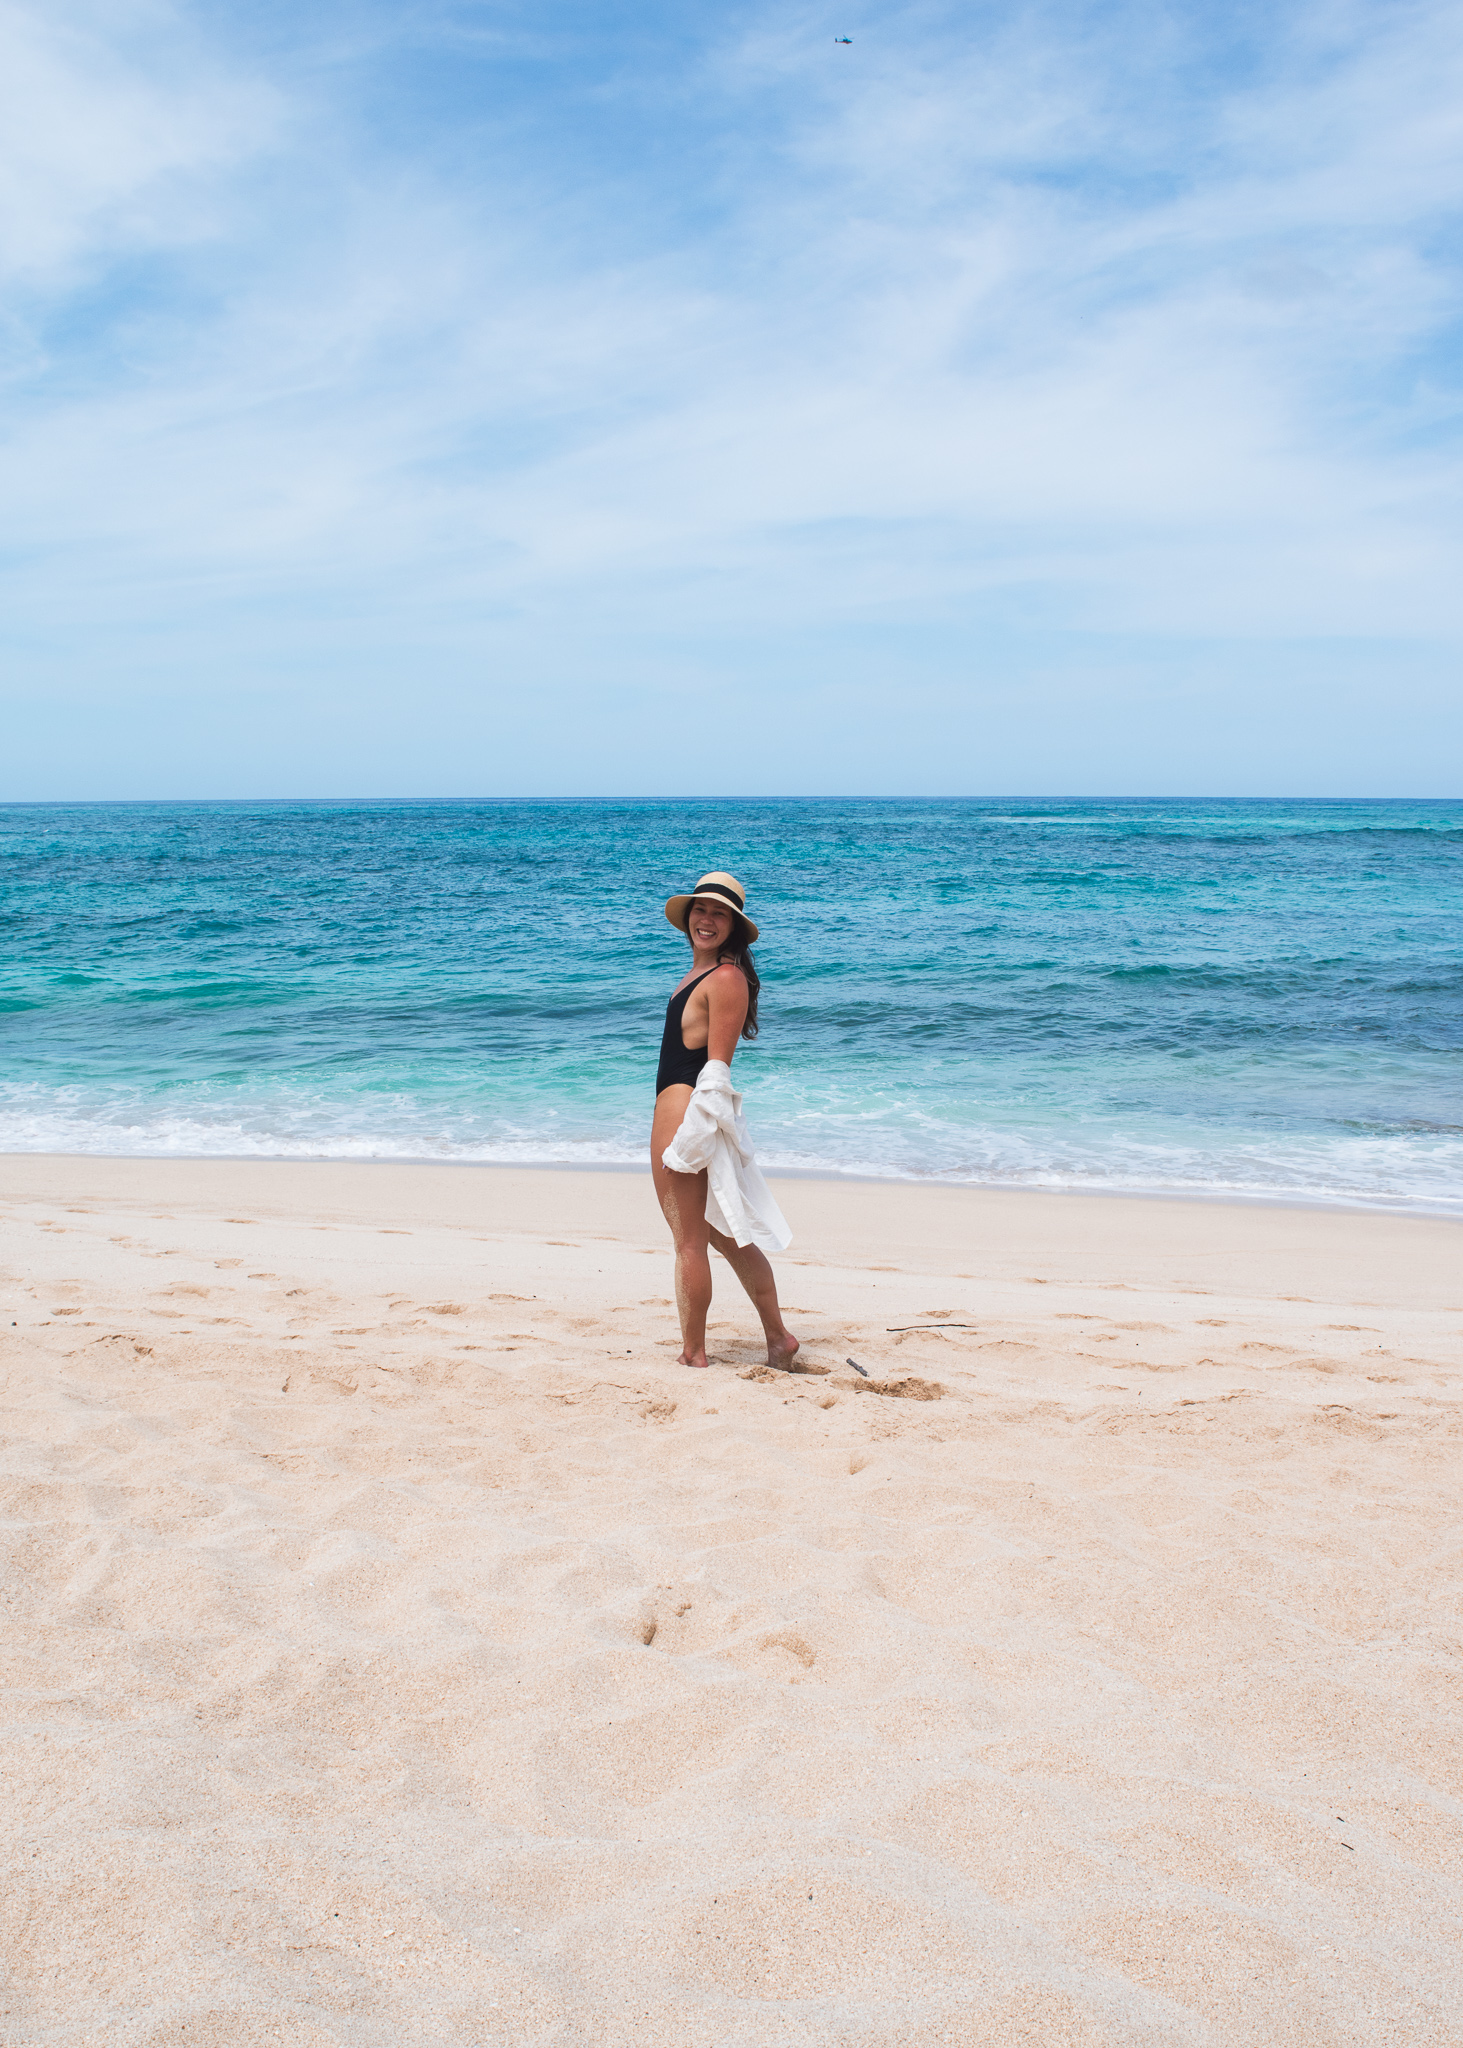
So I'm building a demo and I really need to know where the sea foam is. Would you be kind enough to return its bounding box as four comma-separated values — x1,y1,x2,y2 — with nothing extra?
3,797,1459,1213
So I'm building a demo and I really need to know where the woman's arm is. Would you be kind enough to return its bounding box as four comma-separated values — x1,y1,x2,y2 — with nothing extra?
703,964,750,1064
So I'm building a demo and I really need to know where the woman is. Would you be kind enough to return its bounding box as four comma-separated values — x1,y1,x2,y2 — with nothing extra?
652,871,799,1372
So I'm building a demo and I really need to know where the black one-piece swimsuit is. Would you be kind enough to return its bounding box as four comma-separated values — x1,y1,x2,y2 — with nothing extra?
655,968,718,1095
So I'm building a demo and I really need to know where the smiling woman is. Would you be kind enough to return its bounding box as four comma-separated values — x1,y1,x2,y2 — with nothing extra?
650,871,796,1372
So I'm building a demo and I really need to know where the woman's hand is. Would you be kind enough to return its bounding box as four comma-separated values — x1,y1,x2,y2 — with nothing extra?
703,964,750,1064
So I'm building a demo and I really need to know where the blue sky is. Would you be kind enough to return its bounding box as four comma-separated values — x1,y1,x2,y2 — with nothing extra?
3,0,1461,797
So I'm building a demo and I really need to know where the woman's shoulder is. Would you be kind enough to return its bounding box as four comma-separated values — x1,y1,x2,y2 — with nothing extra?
674,961,745,995
687,962,748,1001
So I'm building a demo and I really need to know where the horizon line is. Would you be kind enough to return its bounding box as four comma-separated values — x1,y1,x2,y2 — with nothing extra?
4,793,1461,808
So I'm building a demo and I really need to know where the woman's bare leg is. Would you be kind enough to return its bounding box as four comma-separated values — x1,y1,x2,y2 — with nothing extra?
706,1228,799,1369
652,1087,715,1368
660,1166,715,1368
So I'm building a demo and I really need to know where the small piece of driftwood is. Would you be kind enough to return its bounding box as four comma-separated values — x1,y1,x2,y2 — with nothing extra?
885,1323,972,1332
845,1357,869,1377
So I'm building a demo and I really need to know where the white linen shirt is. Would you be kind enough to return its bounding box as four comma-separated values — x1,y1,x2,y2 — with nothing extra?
660,1059,792,1253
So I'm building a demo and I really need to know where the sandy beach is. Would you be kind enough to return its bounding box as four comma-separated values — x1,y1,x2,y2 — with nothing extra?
2,1153,1460,2047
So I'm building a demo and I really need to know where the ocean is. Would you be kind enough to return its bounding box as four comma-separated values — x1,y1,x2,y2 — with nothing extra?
2,798,1460,1213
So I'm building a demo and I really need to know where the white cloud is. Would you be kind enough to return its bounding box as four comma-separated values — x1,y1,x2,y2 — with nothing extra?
0,0,281,283
1,0,1461,793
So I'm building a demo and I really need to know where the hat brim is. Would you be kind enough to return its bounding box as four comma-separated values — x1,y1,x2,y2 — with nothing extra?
665,894,759,944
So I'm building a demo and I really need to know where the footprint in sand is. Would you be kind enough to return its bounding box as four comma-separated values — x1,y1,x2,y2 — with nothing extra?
758,1629,816,1670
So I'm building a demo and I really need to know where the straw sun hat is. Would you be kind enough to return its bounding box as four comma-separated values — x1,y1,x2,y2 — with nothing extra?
664,871,759,944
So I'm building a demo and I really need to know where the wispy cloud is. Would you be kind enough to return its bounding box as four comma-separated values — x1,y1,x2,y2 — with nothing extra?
0,0,280,284
2,0,1461,793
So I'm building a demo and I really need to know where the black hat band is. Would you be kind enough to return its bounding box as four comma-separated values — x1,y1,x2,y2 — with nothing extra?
689,882,745,911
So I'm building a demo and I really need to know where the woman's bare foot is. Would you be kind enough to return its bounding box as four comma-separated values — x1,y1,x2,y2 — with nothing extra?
765,1331,800,1372
680,1349,710,1369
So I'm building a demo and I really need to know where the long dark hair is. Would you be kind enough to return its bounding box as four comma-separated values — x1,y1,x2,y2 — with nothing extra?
722,922,760,1040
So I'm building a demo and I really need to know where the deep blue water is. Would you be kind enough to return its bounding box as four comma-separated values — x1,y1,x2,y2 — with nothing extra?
2,798,1460,1210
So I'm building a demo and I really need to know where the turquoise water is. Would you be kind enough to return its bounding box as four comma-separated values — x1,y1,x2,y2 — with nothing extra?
2,799,1460,1211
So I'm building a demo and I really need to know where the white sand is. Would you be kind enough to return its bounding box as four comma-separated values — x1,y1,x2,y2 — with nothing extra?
2,1155,1461,2047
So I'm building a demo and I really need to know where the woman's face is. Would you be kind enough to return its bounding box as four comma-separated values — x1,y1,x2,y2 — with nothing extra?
688,897,736,951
